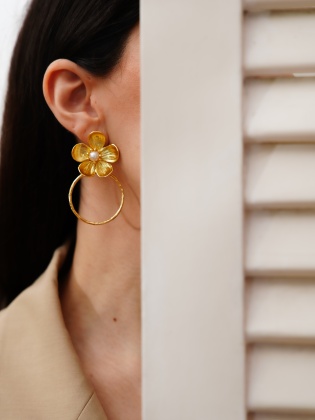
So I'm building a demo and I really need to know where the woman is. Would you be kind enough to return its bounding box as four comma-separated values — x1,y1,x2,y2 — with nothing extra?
0,0,140,419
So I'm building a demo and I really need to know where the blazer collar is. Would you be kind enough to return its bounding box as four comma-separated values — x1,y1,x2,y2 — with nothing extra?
0,245,107,419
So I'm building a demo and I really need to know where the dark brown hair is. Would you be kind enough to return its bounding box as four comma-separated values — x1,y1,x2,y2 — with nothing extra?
0,0,139,306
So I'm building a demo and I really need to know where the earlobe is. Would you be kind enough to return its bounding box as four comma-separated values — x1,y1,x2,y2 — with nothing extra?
43,59,99,140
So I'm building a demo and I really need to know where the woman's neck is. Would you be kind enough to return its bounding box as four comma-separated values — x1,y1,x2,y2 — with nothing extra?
65,215,141,337
62,172,140,330
60,175,141,418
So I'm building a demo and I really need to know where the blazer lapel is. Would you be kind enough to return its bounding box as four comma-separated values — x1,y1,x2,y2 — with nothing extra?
0,245,107,420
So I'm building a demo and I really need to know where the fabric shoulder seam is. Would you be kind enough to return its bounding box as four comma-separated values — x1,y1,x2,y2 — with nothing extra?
77,392,95,419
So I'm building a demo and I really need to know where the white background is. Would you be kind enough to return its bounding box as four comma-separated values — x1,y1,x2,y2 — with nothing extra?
0,0,29,123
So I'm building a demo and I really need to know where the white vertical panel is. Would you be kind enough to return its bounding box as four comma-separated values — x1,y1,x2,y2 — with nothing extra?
142,1,244,419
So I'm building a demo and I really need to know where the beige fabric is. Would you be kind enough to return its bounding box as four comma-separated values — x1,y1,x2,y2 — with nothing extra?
0,245,107,419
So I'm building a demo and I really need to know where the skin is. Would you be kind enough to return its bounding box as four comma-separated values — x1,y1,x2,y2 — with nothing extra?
43,26,141,419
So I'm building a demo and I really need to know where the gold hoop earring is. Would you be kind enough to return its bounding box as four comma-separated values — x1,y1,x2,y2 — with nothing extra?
68,131,124,226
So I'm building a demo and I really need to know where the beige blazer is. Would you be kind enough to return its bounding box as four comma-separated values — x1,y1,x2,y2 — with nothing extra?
0,246,107,419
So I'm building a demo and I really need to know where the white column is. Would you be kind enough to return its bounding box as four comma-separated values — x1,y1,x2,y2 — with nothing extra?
141,1,244,419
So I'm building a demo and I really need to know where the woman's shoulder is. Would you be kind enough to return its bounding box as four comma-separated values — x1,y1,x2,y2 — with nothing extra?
0,244,68,348
0,245,106,419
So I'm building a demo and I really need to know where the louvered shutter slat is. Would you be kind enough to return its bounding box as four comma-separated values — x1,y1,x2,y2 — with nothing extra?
245,0,315,11
246,210,315,276
245,78,315,142
247,278,315,343
245,144,315,208
250,415,315,420
248,345,315,412
245,11,315,76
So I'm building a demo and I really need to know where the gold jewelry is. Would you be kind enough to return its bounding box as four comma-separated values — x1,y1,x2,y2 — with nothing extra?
68,131,124,225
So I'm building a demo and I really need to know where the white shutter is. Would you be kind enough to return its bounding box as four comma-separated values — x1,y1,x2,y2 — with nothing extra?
244,4,315,419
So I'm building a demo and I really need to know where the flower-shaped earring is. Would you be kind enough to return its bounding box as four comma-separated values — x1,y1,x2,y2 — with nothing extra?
68,131,124,225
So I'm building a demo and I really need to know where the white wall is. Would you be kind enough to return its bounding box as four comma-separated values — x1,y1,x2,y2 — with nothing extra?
0,0,29,123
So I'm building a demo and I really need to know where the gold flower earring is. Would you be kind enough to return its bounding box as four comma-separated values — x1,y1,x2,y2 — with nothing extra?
68,131,124,225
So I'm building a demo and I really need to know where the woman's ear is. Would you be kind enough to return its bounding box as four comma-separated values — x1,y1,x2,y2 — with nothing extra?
43,59,99,141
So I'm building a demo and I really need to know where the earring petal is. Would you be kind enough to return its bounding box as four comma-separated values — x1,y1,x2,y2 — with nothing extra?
96,160,113,177
88,131,106,150
72,143,91,162
100,144,119,163
78,160,96,176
